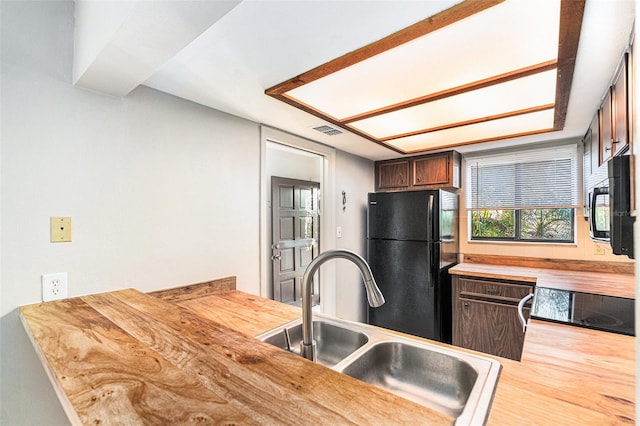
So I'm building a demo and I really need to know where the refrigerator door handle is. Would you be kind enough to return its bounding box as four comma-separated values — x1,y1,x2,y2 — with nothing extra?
426,194,435,288
426,242,433,287
427,194,434,242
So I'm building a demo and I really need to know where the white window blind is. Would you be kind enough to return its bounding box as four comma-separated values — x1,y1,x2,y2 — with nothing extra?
465,144,578,210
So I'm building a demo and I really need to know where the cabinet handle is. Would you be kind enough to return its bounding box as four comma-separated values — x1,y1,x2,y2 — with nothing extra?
518,293,534,333
463,302,469,309
416,177,422,182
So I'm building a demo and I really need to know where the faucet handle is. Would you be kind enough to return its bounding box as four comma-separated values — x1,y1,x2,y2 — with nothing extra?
283,328,292,352
300,340,317,362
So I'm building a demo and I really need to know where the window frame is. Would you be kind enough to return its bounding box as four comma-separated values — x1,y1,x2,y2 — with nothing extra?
465,143,578,244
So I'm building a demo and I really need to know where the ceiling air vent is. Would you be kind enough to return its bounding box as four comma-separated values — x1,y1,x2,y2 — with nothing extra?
313,125,342,136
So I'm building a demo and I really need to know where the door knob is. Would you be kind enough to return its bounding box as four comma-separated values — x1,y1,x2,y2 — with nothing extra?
271,253,281,261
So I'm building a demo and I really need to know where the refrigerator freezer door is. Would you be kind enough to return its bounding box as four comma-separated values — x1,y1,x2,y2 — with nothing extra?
368,191,439,241
367,238,442,340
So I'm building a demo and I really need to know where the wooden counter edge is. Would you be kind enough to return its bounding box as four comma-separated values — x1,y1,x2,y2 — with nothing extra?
18,306,83,426
449,265,538,282
462,254,634,275
148,276,236,301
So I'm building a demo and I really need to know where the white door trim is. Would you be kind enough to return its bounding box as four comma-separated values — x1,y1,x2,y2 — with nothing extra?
260,126,338,315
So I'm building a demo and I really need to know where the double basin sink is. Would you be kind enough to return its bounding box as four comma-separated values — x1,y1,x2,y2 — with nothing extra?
256,314,501,425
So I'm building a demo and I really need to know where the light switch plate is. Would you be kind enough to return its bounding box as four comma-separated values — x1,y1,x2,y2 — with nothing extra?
51,217,72,242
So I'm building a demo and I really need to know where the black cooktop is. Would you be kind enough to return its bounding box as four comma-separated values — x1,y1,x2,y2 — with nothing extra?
531,287,635,336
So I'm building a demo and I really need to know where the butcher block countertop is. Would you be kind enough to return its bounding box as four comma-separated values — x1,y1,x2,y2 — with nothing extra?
20,276,635,425
450,256,635,299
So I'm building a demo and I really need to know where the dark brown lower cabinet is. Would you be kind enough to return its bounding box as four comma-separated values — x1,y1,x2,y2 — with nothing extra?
452,276,534,361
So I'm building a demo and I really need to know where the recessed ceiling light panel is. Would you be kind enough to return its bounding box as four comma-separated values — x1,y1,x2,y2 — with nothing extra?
349,69,558,139
286,0,561,121
266,0,584,153
387,109,556,152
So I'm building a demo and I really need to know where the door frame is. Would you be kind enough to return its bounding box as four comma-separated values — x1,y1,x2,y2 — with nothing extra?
260,126,337,315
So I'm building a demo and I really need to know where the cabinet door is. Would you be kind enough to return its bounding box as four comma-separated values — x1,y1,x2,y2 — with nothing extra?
377,160,410,190
600,89,614,164
413,154,449,187
612,55,628,153
582,126,594,218
455,298,529,361
589,113,600,176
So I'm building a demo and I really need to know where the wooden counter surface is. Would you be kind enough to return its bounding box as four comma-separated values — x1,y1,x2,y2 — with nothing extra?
450,262,635,299
20,277,635,425
20,286,451,425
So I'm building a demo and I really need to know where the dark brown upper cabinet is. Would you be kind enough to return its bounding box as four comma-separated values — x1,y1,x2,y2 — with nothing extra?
588,113,600,176
375,151,460,192
413,153,450,187
376,160,410,190
599,88,614,164
598,52,630,166
612,53,629,153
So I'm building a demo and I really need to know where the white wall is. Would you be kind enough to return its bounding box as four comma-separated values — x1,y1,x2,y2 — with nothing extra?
0,2,376,423
1,1,262,423
334,151,375,321
266,142,323,183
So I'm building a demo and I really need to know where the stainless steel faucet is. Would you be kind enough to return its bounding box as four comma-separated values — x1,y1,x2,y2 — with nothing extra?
300,249,385,361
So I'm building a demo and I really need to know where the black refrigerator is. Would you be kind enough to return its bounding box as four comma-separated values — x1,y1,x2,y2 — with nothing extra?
367,190,458,343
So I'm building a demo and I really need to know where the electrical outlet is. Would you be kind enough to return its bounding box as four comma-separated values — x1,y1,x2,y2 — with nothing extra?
42,272,68,302
594,244,606,255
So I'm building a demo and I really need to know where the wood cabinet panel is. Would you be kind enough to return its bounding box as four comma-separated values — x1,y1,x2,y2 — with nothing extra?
456,298,529,361
376,160,410,190
589,113,600,176
600,89,614,164
452,276,533,361
456,277,533,301
375,151,460,192
612,54,629,153
413,154,449,186
596,52,631,167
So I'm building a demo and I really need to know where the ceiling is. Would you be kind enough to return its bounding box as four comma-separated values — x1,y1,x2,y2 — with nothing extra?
74,0,635,161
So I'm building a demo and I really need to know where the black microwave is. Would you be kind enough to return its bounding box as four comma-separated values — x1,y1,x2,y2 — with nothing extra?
589,155,634,259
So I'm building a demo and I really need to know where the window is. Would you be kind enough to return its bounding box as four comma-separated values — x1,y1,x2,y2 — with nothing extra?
465,144,578,243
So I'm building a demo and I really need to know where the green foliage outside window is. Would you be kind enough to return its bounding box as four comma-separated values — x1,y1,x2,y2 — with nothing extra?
472,208,574,242
472,210,514,238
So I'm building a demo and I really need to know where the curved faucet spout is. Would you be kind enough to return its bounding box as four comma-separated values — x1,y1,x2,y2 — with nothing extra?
300,249,385,361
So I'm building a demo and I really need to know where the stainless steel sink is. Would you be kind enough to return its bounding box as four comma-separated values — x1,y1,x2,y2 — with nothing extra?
259,320,368,367
256,314,501,425
339,341,478,419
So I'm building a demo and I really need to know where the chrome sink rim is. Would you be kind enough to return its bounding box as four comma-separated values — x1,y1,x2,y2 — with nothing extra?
255,313,501,425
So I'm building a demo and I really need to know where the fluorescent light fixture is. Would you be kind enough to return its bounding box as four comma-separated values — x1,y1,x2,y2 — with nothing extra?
266,0,584,154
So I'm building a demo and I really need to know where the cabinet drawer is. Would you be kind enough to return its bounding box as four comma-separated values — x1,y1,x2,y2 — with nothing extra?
457,277,533,301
